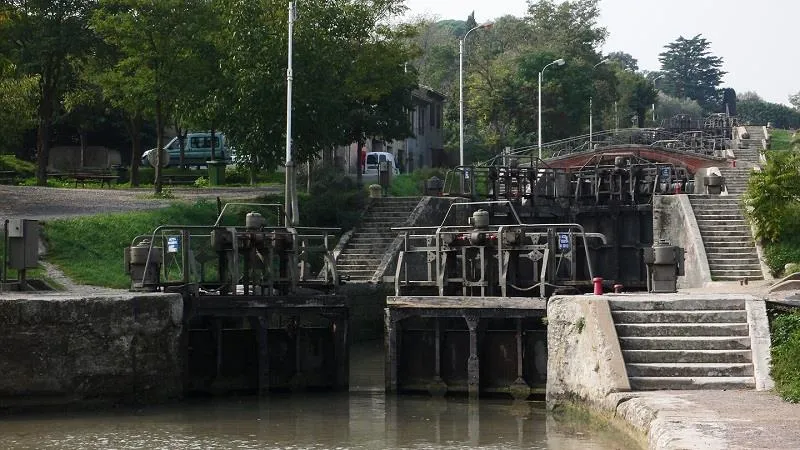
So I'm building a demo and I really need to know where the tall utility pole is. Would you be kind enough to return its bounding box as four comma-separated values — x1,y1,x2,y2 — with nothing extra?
284,1,298,226
588,59,609,149
537,58,565,160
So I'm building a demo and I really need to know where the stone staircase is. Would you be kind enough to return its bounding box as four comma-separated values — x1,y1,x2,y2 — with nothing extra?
335,197,421,282
610,297,755,390
737,125,766,164
689,195,763,281
719,167,751,195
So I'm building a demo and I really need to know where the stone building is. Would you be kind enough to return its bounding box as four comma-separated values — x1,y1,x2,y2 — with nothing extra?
336,85,446,174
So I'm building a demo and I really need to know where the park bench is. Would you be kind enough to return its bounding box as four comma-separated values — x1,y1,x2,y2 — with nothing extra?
162,174,202,186
49,169,119,188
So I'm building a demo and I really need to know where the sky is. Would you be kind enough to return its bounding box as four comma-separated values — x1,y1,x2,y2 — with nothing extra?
402,0,798,105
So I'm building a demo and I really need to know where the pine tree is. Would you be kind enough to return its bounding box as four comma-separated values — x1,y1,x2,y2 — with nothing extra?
658,34,725,113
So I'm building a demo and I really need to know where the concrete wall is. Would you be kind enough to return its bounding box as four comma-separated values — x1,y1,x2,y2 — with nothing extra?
545,296,630,409
653,195,711,288
0,293,183,409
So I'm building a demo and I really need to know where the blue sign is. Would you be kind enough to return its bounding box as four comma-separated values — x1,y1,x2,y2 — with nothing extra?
660,167,671,180
558,233,570,250
167,236,180,253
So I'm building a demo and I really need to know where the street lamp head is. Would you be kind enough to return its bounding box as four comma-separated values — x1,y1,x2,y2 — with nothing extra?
594,58,609,68
554,58,565,66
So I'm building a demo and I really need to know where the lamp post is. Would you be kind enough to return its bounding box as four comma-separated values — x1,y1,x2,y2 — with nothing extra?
538,58,565,160
588,58,609,149
284,1,299,226
459,21,493,167
652,74,665,124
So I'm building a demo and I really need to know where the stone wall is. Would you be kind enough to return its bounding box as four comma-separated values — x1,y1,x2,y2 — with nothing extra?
653,195,710,288
0,293,183,409
545,295,629,409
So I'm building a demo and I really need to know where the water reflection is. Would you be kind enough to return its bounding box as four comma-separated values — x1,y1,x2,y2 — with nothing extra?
0,341,638,449
0,394,635,449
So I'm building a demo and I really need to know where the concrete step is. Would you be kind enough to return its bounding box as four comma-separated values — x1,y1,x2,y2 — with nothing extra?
622,349,752,364
708,262,762,270
710,268,764,276
694,214,744,221
702,241,755,248
616,323,749,337
608,298,746,311
712,274,764,281
706,252,759,259
697,224,750,231
700,231,753,238
629,377,755,390
612,310,747,323
347,237,395,245
625,363,753,378
619,336,751,350
338,269,376,277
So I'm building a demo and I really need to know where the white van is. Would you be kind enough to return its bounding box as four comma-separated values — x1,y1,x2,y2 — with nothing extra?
363,152,400,175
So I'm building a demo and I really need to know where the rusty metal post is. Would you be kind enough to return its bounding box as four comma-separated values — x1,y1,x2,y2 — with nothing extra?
385,308,398,393
465,314,480,399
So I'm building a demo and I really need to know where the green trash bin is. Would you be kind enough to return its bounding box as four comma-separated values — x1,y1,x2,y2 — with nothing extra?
207,160,227,186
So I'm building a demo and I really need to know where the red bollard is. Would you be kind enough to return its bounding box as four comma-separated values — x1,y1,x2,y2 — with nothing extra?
593,277,603,296
732,160,737,168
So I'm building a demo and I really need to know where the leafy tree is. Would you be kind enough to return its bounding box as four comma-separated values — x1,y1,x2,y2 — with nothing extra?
1,0,99,185
789,91,800,110
607,51,638,72
214,0,416,176
93,0,210,193
0,62,38,153
738,91,762,102
654,92,703,123
737,98,800,129
658,34,725,112
526,0,607,61
720,87,736,116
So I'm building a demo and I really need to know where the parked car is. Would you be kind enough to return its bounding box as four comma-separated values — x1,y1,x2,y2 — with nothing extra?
141,132,232,167
363,151,400,175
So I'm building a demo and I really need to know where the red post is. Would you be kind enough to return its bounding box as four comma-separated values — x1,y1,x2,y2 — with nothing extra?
593,277,603,296
732,159,736,168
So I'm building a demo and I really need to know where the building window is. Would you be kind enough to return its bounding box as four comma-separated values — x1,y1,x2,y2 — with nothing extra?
436,104,442,129
418,105,425,135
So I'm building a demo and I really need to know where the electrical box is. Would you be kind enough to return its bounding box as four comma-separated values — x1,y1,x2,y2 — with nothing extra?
7,219,39,270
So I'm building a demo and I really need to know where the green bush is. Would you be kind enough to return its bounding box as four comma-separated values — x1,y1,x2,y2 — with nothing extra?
771,311,800,402
298,166,365,230
764,238,800,276
389,168,446,197
744,151,800,242
194,176,209,187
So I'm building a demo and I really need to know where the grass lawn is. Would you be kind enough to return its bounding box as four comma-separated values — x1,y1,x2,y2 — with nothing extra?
770,128,794,151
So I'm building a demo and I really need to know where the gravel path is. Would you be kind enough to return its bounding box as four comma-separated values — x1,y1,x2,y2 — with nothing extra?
0,184,281,221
